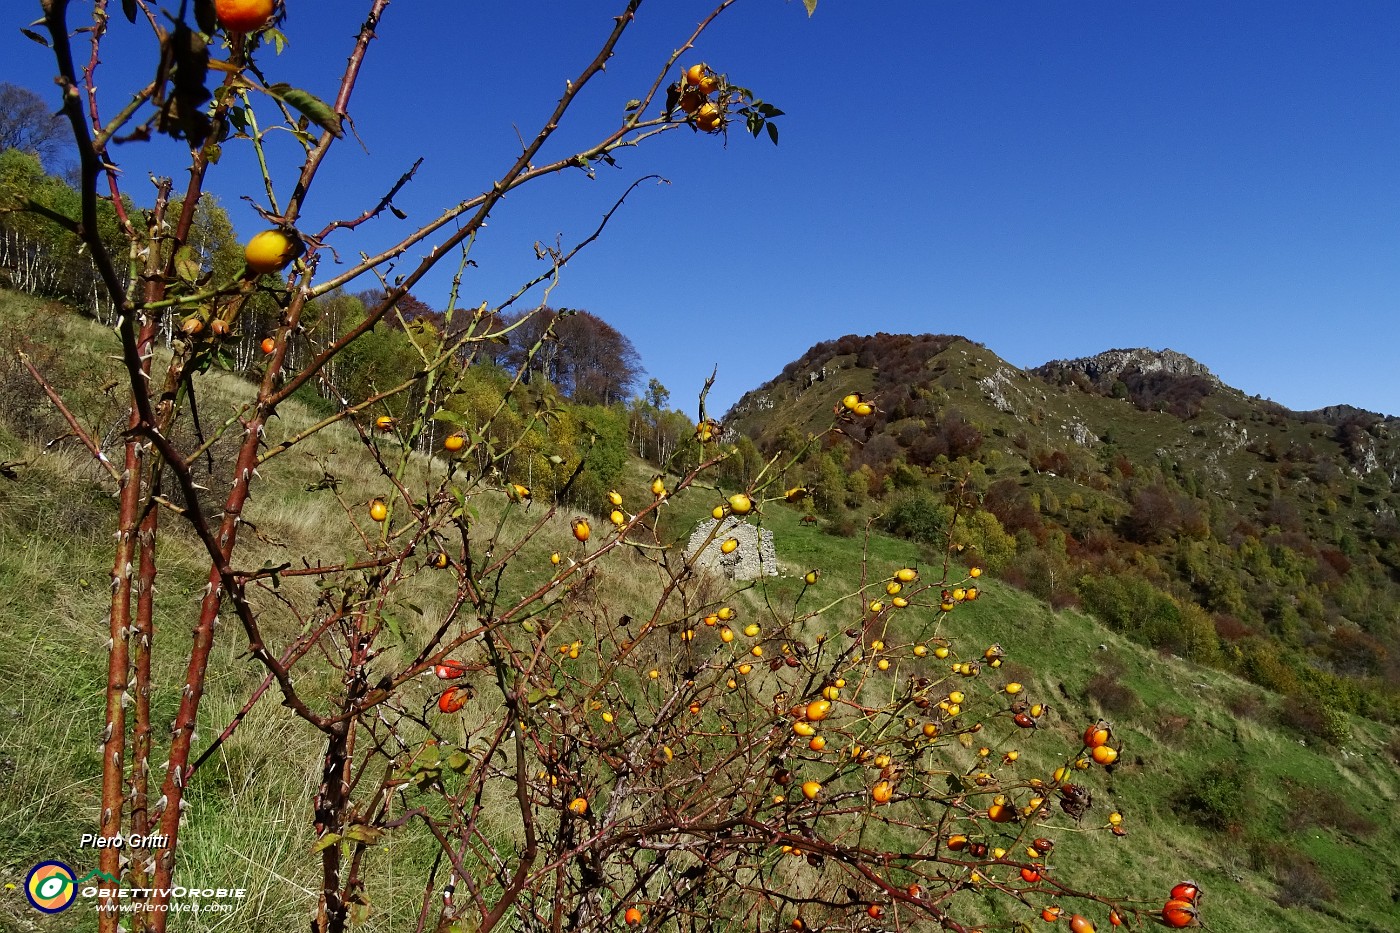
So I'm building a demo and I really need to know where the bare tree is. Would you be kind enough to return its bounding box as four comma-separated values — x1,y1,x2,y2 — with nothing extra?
504,307,642,404
0,82,70,169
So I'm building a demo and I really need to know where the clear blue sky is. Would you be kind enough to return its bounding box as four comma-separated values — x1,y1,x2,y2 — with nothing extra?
4,1,1398,417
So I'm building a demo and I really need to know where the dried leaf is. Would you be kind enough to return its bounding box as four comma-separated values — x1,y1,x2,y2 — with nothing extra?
193,0,218,35
155,22,212,145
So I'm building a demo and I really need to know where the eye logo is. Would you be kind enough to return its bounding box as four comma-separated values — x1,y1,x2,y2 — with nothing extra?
25,861,77,913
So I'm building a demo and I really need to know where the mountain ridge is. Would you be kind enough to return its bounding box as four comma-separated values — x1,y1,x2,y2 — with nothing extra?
722,329,1400,731
727,335,1396,426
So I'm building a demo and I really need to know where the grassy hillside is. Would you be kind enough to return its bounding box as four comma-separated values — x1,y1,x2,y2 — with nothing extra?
658,486,1400,932
724,333,1400,731
2,294,1399,931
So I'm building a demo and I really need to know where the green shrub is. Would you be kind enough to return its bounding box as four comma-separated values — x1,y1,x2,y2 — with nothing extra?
1175,760,1254,832
1279,691,1352,747
882,489,945,545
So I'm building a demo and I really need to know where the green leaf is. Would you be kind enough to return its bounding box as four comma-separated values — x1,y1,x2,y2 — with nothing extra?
342,824,384,845
802,0,818,15
174,246,202,284
266,83,344,138
446,750,472,773
380,612,402,642
407,744,444,789
20,28,50,48
432,409,468,427
623,99,642,112
766,122,779,145
312,832,341,853
348,902,371,925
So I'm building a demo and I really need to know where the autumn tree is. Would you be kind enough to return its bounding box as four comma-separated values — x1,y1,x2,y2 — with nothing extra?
0,147,128,316
502,306,642,404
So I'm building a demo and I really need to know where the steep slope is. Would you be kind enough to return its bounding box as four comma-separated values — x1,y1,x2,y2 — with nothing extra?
725,333,1400,725
3,295,1400,931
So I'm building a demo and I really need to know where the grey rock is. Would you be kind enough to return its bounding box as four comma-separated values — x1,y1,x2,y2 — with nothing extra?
684,517,778,580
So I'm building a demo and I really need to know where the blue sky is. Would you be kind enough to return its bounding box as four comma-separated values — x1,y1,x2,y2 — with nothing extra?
4,1,1397,417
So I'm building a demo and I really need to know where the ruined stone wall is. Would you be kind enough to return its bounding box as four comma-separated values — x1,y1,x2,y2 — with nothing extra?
684,517,778,580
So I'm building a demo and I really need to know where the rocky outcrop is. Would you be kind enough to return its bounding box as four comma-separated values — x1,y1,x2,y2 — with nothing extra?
978,364,1029,414
1032,348,1222,419
1066,418,1096,448
1033,348,1220,387
725,391,775,421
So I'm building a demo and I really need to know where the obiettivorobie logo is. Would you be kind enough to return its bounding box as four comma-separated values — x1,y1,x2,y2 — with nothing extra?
24,860,245,916
24,861,112,913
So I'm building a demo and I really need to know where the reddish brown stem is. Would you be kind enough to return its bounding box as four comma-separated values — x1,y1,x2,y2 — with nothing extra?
143,7,393,926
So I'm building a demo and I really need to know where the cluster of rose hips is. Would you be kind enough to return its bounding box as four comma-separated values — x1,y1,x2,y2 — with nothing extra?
838,392,875,417
1161,881,1201,928
673,63,724,132
1081,719,1122,768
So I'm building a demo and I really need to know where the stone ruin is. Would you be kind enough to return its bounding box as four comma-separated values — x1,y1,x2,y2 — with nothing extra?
684,516,778,580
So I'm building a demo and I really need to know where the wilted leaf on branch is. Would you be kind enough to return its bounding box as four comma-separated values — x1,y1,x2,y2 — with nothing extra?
192,0,218,36
265,83,344,138
342,824,383,845
155,22,213,145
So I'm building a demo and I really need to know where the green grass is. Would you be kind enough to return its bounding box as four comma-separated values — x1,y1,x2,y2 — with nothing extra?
2,291,1399,931
652,473,1400,929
